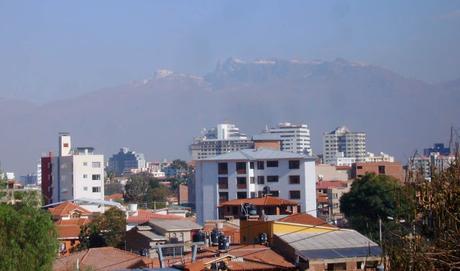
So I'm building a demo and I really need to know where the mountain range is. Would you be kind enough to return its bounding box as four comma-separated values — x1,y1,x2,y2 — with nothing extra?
1,58,459,175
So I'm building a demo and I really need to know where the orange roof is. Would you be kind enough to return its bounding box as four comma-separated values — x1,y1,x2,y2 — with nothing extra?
56,224,81,239
127,209,184,224
55,218,89,226
316,180,348,190
277,213,335,228
104,193,123,201
184,245,294,271
336,166,351,170
49,201,92,217
53,247,159,271
219,196,298,207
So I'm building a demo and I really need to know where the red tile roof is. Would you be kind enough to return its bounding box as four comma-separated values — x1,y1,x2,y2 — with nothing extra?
53,247,159,271
49,201,92,217
219,196,298,207
277,213,335,228
55,218,90,239
316,180,348,190
104,193,123,201
127,209,183,224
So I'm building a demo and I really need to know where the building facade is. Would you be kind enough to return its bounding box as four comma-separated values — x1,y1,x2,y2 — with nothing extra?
323,126,367,165
194,149,316,224
351,161,405,183
108,147,146,176
41,133,105,210
265,122,312,155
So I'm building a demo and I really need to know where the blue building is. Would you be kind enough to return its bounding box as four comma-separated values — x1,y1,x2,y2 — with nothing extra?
423,143,450,156
108,147,146,176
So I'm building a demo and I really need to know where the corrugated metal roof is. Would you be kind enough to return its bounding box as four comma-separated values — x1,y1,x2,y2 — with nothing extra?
276,229,379,252
149,219,202,231
298,246,382,260
201,149,313,161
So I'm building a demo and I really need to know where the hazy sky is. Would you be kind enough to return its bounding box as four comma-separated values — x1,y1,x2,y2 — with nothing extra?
1,1,459,102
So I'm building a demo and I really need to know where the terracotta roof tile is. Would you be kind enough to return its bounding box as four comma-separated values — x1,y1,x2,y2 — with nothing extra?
316,180,348,190
277,213,335,228
53,247,159,271
127,209,183,224
219,196,298,207
104,193,123,201
49,201,92,217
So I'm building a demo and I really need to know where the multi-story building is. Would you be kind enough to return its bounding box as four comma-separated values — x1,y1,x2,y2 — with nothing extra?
107,147,146,176
410,152,456,181
351,161,405,183
193,148,316,224
265,122,312,155
424,143,450,156
323,126,367,165
365,152,395,162
190,123,254,160
41,133,104,211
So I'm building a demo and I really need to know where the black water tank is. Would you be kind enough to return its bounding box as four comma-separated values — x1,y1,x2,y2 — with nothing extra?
193,230,206,242
210,229,220,245
218,234,230,251
259,233,268,244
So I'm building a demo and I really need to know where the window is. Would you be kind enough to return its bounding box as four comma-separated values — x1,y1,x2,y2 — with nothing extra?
249,162,254,169
92,174,101,180
266,160,278,167
271,190,279,197
92,162,101,168
378,165,386,174
83,186,88,191
267,176,279,183
83,162,88,166
92,186,101,193
218,177,228,189
257,191,264,197
250,177,255,184
257,176,265,184
237,177,247,189
289,160,300,169
237,192,247,199
219,192,229,203
250,192,256,198
218,163,228,175
236,162,247,174
83,174,88,179
257,161,264,170
357,165,363,169
290,190,301,199
289,175,300,184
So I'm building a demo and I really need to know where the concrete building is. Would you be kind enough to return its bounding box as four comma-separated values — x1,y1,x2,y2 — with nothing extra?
424,143,450,156
190,123,253,160
41,133,105,211
410,152,456,181
351,161,405,183
365,152,395,162
108,147,146,176
265,122,312,155
323,126,367,165
194,148,316,224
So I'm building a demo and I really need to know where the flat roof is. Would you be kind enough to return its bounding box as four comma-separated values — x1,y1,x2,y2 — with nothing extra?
201,148,314,161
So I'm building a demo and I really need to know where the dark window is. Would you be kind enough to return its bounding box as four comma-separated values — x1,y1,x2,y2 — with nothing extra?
219,192,229,203
249,162,254,169
357,165,363,170
237,192,247,199
271,190,279,197
92,186,101,193
378,165,386,174
232,206,238,215
218,177,228,189
250,177,255,184
290,190,301,199
289,160,300,169
257,161,264,170
236,162,247,174
289,175,300,184
257,176,265,184
237,177,247,189
266,160,279,167
257,191,264,197
92,174,101,180
218,163,228,175
250,192,256,198
267,176,279,183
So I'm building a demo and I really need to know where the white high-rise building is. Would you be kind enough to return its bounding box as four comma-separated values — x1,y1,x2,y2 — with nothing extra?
323,126,367,165
190,123,253,160
266,122,312,155
194,149,317,224
41,133,104,212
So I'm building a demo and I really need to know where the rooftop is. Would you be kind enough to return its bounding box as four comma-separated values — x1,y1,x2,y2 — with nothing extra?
48,201,92,217
316,180,348,190
148,219,202,232
277,213,334,228
201,148,313,161
219,196,299,207
252,133,282,141
127,209,184,224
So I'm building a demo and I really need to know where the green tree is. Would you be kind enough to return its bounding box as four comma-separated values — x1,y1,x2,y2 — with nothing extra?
124,173,150,202
340,174,412,240
104,182,124,196
79,207,126,249
0,203,58,271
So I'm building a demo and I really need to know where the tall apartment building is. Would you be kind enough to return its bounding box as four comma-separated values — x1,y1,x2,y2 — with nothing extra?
323,126,367,165
265,122,312,156
410,152,456,181
194,148,316,224
108,147,146,176
190,123,253,160
41,133,104,211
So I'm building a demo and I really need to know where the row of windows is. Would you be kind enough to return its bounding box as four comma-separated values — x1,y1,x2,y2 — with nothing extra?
218,160,300,174
218,175,300,189
83,186,101,193
219,190,301,201
82,161,102,168
82,174,101,180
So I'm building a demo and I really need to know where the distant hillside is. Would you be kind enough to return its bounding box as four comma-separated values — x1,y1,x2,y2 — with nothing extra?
2,58,459,175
